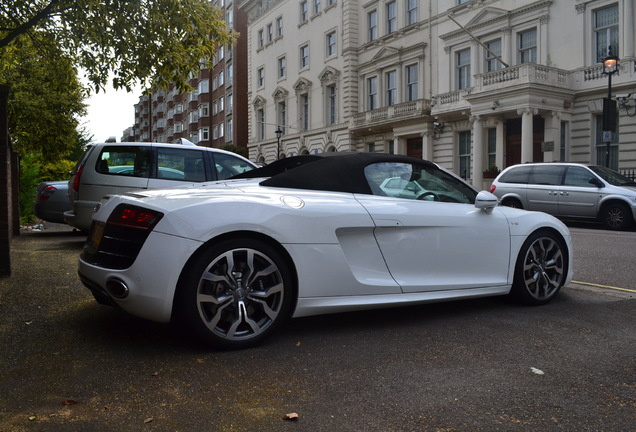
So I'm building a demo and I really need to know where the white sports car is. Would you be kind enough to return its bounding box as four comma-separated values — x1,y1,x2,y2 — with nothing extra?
78,153,573,349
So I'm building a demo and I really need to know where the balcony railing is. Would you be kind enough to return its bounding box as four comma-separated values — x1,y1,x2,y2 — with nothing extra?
352,99,431,128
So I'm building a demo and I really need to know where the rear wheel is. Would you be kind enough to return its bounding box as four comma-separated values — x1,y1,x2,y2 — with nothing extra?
601,202,633,230
502,198,522,209
177,238,293,349
510,230,567,305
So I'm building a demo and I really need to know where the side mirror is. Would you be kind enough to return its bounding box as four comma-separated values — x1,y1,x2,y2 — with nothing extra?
475,191,499,213
589,177,604,188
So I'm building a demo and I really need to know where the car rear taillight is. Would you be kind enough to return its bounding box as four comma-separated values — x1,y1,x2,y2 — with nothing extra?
489,184,496,193
37,185,57,200
72,163,85,192
107,204,163,230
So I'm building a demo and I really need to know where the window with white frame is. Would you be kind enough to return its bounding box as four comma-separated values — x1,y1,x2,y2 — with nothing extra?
189,111,198,124
200,127,209,141
314,0,321,15
405,63,418,101
278,101,286,133
368,9,377,42
300,44,310,69
175,122,183,133
276,16,283,38
257,67,265,87
267,23,273,43
327,0,336,6
485,39,503,72
226,9,233,28
385,70,397,106
406,0,417,26
278,56,286,78
213,125,218,139
227,92,233,113
227,119,233,141
219,96,224,112
199,103,209,117
386,1,397,34
219,71,224,86
226,64,233,86
518,29,537,64
218,45,224,60
594,4,618,63
219,122,224,138
257,109,265,140
367,76,378,110
327,84,337,125
213,100,218,115
176,103,183,114
456,48,471,90
458,131,472,179
300,1,308,22
300,94,310,130
326,31,336,57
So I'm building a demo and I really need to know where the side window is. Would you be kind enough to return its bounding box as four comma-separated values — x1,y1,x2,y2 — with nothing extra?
156,148,207,182
563,166,596,187
213,153,255,180
364,162,476,203
529,166,564,185
96,146,151,178
499,166,532,184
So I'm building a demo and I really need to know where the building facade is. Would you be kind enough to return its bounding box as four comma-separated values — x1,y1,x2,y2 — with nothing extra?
123,0,248,151
240,0,636,188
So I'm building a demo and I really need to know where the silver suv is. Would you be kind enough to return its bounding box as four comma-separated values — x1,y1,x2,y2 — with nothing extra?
490,163,636,230
65,141,257,231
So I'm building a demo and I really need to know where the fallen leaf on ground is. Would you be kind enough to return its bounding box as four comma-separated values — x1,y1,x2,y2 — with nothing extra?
283,412,299,421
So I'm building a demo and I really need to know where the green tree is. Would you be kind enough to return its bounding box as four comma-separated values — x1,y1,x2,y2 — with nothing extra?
0,0,234,93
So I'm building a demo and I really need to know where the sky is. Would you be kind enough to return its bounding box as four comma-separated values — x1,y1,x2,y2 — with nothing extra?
82,86,141,143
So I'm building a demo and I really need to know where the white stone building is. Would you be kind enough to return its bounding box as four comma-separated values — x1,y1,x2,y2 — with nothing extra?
240,0,636,188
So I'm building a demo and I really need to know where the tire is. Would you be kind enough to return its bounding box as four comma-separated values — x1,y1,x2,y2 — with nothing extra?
502,198,522,209
510,230,567,305
177,238,293,349
601,203,633,230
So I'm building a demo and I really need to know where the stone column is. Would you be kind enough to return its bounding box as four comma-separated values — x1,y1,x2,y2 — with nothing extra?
544,111,560,162
471,115,484,188
518,108,536,163
422,130,434,161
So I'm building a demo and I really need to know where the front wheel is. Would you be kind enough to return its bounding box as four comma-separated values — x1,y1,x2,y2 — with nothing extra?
510,230,567,305
177,238,293,349
601,203,633,230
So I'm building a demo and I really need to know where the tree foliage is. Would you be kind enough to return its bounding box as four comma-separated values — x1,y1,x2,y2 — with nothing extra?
0,0,234,93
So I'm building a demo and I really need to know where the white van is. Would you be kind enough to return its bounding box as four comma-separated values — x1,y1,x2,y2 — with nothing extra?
64,141,257,231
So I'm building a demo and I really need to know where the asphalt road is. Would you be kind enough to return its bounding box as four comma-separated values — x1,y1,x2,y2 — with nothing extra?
0,224,634,432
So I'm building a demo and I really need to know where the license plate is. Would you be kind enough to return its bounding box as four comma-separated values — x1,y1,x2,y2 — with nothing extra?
90,222,105,247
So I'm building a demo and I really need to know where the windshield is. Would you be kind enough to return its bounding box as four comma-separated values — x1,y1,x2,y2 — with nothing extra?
589,166,636,186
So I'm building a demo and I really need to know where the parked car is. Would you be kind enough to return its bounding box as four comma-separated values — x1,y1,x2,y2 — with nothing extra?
78,153,573,349
64,141,257,231
33,181,71,224
490,163,636,230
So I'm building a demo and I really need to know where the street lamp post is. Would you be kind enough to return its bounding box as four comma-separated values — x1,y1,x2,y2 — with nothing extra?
602,47,619,168
275,127,283,160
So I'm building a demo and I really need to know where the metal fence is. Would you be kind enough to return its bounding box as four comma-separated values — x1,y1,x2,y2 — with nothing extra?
620,169,636,181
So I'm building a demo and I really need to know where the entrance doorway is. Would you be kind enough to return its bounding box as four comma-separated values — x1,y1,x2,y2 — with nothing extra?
505,117,545,167
407,137,423,159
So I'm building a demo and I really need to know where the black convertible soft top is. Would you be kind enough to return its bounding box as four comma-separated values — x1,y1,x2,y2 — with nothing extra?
232,152,438,195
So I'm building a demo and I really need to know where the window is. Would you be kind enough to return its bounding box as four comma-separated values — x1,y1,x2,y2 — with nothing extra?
326,31,336,57
213,125,218,139
267,23,273,43
157,148,206,182
200,127,209,141
218,71,224,86
278,101,286,133
175,103,183,114
406,0,417,26
457,48,471,90
276,16,283,38
560,121,569,162
485,39,503,72
219,96,224,112
594,5,618,63
300,44,310,68
458,131,471,179
327,85,337,125
226,119,233,141
405,63,418,101
518,29,537,64
487,128,496,170
563,166,596,187
278,56,286,78
189,111,198,124
300,94,310,130
385,70,397,106
300,1,308,22
367,76,378,110
226,64,233,86
257,67,265,87
219,122,224,138
95,146,151,178
226,9,233,28
368,10,378,42
257,109,265,140
227,92,233,113
214,153,255,180
386,1,397,34
314,0,321,15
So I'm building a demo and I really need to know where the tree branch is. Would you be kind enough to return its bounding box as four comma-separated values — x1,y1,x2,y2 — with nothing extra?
0,0,67,49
